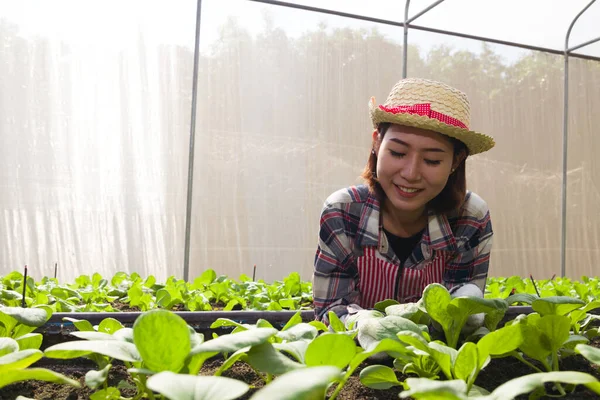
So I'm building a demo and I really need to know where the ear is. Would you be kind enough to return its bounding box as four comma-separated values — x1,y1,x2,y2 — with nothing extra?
371,129,378,142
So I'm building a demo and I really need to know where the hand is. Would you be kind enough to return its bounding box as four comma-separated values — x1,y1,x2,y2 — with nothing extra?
450,283,485,335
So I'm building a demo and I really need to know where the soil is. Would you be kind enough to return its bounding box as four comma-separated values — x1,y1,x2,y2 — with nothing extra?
1,339,598,400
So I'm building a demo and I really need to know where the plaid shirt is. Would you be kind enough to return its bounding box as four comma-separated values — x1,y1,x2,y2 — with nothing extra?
312,185,493,321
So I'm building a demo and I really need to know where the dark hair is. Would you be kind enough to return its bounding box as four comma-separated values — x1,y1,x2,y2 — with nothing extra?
360,122,469,214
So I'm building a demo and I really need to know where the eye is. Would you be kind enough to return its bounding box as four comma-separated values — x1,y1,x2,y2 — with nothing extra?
424,159,442,166
389,150,405,158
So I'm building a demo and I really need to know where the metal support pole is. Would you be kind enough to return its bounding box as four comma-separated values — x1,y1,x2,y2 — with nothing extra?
402,0,446,78
403,0,410,78
406,0,446,24
568,35,600,53
561,0,596,278
183,0,203,282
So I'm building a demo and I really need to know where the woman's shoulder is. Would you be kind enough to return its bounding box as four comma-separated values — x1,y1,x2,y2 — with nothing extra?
460,191,490,221
324,184,372,207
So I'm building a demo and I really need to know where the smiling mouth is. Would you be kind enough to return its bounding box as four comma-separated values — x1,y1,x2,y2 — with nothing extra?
394,184,423,193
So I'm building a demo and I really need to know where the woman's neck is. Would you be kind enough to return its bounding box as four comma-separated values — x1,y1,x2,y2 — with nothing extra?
381,198,428,238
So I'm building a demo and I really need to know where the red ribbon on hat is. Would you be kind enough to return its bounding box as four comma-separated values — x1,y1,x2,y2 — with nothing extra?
379,103,467,130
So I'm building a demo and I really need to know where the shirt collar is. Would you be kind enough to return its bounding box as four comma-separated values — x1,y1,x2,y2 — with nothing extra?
355,192,458,257
421,209,458,257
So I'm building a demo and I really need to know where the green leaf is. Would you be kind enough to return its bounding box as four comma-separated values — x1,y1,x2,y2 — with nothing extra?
327,311,345,332
344,309,384,330
196,269,217,287
247,342,304,375
453,342,478,382
422,284,453,339
0,337,19,357
71,332,119,341
156,289,171,308
359,364,402,389
98,318,124,334
0,349,43,371
224,299,240,311
249,366,341,400
485,371,600,399
63,317,95,332
114,328,135,343
85,364,112,390
305,333,356,369
396,331,430,354
273,340,309,363
276,323,318,342
308,320,329,332
385,302,429,324
518,324,552,364
191,328,277,355
209,318,249,330
400,378,468,399
483,302,508,332
350,338,410,371
449,297,504,316
133,310,191,373
357,315,421,353
15,333,43,350
477,323,523,368
428,342,458,380
532,297,585,316
504,293,537,305
0,307,49,328
89,387,120,400
576,344,600,366
537,315,571,353
44,340,141,362
582,300,600,313
0,368,81,389
562,334,589,350
280,310,303,332
374,299,400,313
283,272,302,296
127,368,155,375
147,371,249,400
256,319,274,329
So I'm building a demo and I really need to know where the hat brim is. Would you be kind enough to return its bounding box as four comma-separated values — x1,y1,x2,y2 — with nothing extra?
370,106,495,156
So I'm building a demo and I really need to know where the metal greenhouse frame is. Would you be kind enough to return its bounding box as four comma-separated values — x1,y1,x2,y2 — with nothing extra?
182,0,600,281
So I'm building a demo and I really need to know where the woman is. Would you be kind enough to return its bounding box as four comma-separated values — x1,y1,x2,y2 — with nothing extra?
312,78,495,323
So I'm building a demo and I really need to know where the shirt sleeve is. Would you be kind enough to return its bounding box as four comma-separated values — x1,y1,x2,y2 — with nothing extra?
312,202,361,322
443,209,493,293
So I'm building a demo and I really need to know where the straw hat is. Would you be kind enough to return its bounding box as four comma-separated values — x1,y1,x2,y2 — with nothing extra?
369,78,495,155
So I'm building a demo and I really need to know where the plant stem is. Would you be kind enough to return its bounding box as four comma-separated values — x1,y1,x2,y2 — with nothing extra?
552,352,567,396
512,352,544,373
530,275,541,297
328,375,349,400
21,265,28,308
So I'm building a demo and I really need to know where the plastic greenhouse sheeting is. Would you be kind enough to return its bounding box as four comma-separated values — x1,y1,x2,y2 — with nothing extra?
0,0,599,284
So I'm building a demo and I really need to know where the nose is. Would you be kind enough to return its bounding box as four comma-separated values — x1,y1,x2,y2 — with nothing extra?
400,155,421,182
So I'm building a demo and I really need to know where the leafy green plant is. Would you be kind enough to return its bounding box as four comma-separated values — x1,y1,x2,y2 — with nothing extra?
0,306,51,350
46,309,267,399
0,337,80,390
422,284,508,349
398,371,600,399
360,320,523,394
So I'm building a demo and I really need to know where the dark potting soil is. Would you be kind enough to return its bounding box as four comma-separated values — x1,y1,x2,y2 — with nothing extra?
1,339,598,400
0,357,404,400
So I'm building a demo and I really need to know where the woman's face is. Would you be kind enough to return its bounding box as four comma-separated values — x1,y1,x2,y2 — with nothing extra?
375,124,457,216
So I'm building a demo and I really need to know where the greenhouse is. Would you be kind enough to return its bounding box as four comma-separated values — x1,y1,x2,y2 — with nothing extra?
1,0,600,399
